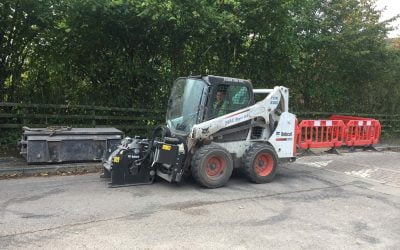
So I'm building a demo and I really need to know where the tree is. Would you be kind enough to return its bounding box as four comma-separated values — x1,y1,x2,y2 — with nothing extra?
0,0,399,115
0,0,60,101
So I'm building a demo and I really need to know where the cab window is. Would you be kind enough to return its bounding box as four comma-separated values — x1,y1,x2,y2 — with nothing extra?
208,84,250,119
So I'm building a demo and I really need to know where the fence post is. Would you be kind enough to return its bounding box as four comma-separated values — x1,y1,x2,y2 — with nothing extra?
22,106,28,127
44,106,48,126
91,106,96,127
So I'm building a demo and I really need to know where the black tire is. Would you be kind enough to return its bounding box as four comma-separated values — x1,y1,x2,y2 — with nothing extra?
191,144,233,188
242,143,278,183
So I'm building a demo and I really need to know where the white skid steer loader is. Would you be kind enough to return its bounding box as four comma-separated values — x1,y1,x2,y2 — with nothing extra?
102,75,297,188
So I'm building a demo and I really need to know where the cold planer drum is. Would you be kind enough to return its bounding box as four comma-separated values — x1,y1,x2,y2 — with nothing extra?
102,135,186,187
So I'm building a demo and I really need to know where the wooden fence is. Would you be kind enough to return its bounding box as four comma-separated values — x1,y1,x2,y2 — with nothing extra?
0,102,399,135
0,102,165,135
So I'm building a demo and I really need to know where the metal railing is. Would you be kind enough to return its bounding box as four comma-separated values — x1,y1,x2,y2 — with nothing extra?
0,102,165,134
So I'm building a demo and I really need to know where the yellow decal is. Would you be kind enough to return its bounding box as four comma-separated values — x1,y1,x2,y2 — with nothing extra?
162,144,172,151
113,156,120,163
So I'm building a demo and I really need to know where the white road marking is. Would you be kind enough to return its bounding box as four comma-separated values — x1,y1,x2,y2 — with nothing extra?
345,168,378,178
303,160,333,168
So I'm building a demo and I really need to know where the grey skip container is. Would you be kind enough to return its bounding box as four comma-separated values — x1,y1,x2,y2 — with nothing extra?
19,127,123,164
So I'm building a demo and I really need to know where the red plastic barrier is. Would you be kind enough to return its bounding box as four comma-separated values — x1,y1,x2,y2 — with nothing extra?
297,120,346,149
297,115,381,149
329,115,381,146
344,119,381,146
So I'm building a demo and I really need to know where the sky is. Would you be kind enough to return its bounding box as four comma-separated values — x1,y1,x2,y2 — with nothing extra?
376,0,400,38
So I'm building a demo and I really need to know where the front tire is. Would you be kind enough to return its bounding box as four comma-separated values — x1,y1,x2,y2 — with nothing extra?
242,143,278,183
191,144,233,188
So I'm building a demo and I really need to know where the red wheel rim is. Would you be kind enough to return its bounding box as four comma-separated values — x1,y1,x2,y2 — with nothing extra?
204,156,225,178
254,153,274,176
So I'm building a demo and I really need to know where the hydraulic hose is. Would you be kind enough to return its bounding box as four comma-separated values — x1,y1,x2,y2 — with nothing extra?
134,125,170,165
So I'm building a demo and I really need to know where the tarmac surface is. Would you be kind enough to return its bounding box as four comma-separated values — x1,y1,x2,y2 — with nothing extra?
0,150,399,249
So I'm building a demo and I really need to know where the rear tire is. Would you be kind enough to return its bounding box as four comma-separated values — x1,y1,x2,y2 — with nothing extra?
242,143,278,183
191,144,233,188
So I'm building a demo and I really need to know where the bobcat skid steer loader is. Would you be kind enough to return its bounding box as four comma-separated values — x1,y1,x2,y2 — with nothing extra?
102,75,297,188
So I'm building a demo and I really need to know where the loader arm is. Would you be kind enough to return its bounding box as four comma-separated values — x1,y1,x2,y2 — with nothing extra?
190,86,289,140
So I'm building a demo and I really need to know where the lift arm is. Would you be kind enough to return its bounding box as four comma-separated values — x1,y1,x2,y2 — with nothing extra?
190,86,289,140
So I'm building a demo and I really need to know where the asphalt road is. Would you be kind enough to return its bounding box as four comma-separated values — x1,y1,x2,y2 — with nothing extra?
0,151,399,249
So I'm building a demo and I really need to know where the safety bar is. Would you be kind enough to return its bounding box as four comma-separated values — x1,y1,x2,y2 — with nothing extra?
296,117,381,150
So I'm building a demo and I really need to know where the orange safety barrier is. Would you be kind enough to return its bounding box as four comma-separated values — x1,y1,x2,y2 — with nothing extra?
297,120,346,149
297,115,381,150
329,115,381,146
344,119,381,146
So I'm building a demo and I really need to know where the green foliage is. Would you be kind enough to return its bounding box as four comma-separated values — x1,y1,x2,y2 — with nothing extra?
0,0,399,114
0,129,20,148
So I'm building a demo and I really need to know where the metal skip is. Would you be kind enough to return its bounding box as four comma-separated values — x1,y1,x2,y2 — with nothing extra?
18,127,123,164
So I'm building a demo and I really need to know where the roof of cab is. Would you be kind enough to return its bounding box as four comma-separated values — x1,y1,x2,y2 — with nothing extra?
189,75,252,87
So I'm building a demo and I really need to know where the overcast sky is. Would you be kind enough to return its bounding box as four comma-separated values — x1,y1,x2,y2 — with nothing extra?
376,0,400,38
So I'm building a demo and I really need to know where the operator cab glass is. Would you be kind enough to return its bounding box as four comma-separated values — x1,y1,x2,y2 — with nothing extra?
166,78,208,135
208,84,251,120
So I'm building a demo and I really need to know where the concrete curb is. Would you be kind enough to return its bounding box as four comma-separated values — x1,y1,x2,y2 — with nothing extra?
375,145,400,152
0,162,102,177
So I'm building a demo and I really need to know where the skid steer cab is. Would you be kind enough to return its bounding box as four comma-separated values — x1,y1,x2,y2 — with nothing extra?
102,75,297,188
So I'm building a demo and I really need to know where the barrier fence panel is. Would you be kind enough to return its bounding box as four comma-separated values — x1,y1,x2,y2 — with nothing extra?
295,112,399,135
296,115,382,150
329,115,381,147
345,119,381,146
297,120,346,149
